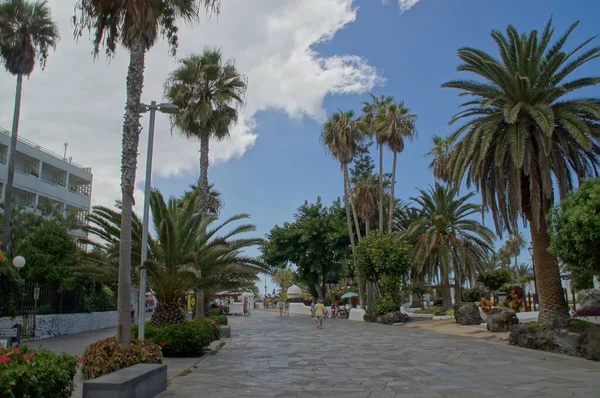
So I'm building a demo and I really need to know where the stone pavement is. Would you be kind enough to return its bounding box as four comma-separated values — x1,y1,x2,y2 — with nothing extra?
159,311,600,398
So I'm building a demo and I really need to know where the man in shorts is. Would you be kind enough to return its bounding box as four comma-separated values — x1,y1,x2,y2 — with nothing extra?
315,299,325,329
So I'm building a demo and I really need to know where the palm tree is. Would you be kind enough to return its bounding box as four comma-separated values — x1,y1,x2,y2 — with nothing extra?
426,135,455,183
406,184,495,309
73,0,220,344
178,180,224,216
506,232,526,267
271,268,295,292
321,110,365,307
512,262,533,289
353,175,380,235
360,94,393,232
165,49,247,217
442,19,600,325
375,101,417,234
0,0,59,256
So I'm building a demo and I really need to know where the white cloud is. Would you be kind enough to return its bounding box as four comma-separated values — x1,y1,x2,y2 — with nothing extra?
0,0,381,211
396,0,424,12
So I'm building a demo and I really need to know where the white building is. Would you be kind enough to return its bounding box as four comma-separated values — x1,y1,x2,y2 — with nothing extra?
0,127,93,238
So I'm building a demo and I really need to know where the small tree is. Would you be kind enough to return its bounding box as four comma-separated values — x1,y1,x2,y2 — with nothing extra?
549,178,600,287
477,268,512,302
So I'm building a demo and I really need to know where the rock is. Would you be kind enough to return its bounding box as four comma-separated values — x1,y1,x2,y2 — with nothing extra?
577,325,600,361
454,303,483,325
364,311,411,325
363,313,377,323
577,289,600,310
487,308,519,332
509,324,557,351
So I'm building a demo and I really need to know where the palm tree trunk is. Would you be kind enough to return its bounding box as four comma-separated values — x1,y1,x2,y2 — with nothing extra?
117,40,146,345
347,178,362,242
199,135,210,217
2,73,24,256
441,271,452,310
388,151,397,235
343,165,364,308
454,262,463,304
378,143,384,232
527,213,570,327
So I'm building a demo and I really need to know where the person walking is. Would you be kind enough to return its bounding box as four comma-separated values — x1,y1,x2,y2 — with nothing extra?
278,300,284,317
315,299,325,329
284,301,290,316
310,299,316,319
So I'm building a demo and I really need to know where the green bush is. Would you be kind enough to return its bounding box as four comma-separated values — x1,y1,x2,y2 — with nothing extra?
210,315,228,325
462,288,482,303
209,308,221,316
133,319,220,357
81,337,162,380
375,296,399,315
0,345,78,398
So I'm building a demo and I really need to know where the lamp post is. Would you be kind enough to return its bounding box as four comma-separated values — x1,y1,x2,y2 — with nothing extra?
138,101,180,340
528,244,539,311
12,255,25,269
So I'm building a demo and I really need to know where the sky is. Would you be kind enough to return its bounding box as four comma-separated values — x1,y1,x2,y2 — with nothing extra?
1,0,599,294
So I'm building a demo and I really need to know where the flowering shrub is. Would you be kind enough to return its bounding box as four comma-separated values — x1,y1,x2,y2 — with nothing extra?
0,345,78,398
503,285,525,312
81,337,162,380
132,318,220,357
480,297,492,312
574,307,600,317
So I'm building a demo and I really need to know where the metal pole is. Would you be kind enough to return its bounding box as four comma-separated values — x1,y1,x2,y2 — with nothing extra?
139,101,156,340
531,257,538,312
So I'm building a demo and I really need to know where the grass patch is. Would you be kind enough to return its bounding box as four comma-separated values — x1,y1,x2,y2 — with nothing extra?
180,369,192,377
524,321,540,328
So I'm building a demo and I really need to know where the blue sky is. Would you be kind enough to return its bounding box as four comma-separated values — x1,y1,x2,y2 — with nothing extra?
149,0,600,293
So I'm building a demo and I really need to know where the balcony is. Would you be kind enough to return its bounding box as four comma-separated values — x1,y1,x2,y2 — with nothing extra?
12,187,36,209
0,144,7,165
68,174,91,197
41,162,67,187
15,152,40,178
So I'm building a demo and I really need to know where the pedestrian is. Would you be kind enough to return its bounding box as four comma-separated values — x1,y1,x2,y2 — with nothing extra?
284,301,290,316
315,299,325,329
130,303,136,324
333,299,340,319
278,300,284,316
310,299,316,319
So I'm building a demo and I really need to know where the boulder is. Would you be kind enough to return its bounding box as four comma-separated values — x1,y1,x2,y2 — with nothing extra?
363,311,411,325
577,289,600,310
454,302,483,325
486,308,519,332
509,324,557,352
577,325,600,361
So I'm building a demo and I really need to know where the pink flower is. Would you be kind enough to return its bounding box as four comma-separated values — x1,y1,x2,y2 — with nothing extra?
0,355,10,363
160,341,166,347
12,347,20,355
24,354,33,361
76,356,83,365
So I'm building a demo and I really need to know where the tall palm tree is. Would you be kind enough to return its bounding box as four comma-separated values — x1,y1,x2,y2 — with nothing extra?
360,94,393,232
165,49,247,217
374,100,417,234
426,135,455,183
406,184,495,309
321,110,365,307
0,0,58,256
271,268,295,292
512,262,533,289
178,180,224,216
442,19,600,325
73,0,220,344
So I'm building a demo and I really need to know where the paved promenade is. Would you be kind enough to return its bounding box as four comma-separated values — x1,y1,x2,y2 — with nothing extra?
160,311,600,398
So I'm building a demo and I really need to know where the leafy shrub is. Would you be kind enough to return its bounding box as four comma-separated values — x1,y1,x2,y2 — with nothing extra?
477,268,512,293
81,337,162,380
210,315,228,325
433,298,443,306
0,345,77,398
414,306,443,315
462,288,482,303
375,296,399,315
503,285,525,312
480,297,492,312
133,319,220,357
575,307,600,317
209,308,221,316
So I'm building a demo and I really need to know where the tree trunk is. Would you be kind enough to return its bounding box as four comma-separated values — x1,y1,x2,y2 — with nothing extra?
454,262,463,305
527,212,570,327
410,268,421,308
347,177,362,242
117,40,146,345
199,135,210,217
322,263,328,305
343,165,364,308
378,143,384,232
2,74,24,256
388,151,397,235
195,289,205,318
441,271,452,310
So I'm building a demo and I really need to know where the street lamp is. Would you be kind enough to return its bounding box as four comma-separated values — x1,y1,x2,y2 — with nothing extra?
12,256,25,269
138,101,180,340
528,244,539,310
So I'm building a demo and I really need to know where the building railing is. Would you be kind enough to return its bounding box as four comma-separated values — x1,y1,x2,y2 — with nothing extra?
0,127,90,171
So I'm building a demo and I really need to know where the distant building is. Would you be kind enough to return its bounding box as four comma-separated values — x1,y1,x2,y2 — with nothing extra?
0,127,92,244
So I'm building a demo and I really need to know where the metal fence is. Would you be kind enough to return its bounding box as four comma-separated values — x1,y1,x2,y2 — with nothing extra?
1,282,117,318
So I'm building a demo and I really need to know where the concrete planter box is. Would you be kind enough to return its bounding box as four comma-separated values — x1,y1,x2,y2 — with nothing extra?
348,308,366,322
220,325,231,338
432,315,454,320
83,363,167,398
409,313,433,319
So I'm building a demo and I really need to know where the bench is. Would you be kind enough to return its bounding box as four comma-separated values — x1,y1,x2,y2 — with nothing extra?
83,363,167,398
